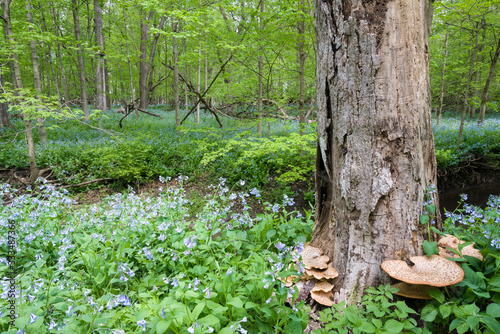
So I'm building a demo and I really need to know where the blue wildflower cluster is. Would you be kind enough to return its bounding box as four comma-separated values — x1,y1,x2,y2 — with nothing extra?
0,178,312,332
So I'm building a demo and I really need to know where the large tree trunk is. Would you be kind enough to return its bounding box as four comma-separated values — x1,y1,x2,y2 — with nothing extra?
478,36,500,126
26,0,47,143
313,0,439,304
72,0,89,120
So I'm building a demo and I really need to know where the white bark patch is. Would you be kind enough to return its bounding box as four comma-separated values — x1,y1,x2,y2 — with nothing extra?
371,152,393,211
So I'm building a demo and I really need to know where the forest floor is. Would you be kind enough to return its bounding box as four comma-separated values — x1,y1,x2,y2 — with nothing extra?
2,159,499,217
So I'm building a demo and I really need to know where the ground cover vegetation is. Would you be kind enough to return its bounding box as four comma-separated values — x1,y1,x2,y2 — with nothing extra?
1,0,500,332
1,176,500,333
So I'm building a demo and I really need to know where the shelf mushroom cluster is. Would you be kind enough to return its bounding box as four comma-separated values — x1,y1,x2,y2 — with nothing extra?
381,235,483,299
300,245,339,306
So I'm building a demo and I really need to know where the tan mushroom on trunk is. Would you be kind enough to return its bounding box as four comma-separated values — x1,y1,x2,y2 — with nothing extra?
381,255,464,287
438,234,483,261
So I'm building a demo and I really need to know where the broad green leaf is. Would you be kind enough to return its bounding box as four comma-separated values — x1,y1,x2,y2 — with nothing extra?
423,240,439,256
358,322,376,333
156,320,171,334
227,297,243,309
198,314,220,326
372,319,382,328
420,215,429,225
384,319,404,333
487,303,500,318
428,289,445,303
191,302,205,319
439,304,452,318
285,319,303,334
482,316,500,333
421,304,438,322
466,316,480,330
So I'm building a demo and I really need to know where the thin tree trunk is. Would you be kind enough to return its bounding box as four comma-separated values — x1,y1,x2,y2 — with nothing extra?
257,1,264,136
173,21,180,128
39,5,61,99
122,8,135,104
26,0,47,143
2,0,38,182
436,30,449,126
196,0,201,123
471,26,486,119
478,36,500,126
0,62,13,128
52,5,70,104
313,0,438,303
139,11,153,110
183,38,188,115
298,0,306,135
94,0,106,129
72,0,89,120
458,21,482,147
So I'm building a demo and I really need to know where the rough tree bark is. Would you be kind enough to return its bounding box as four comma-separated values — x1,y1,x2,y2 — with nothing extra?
312,0,439,303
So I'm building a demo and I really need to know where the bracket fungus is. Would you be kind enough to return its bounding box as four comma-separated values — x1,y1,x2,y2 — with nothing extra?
287,245,340,306
438,234,483,261
390,282,437,299
305,263,339,280
310,290,335,307
301,245,330,270
381,255,464,287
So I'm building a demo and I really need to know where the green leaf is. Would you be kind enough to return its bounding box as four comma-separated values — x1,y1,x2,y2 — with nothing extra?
426,204,436,216
421,304,438,322
285,319,303,334
449,318,468,334
487,303,500,318
266,229,276,239
439,304,452,318
156,320,171,334
482,316,500,333
466,316,479,330
205,300,227,314
384,319,404,333
488,274,500,288
227,297,243,309
198,315,220,326
420,215,429,225
458,262,486,291
191,302,205,319
358,322,376,333
428,289,445,303
423,240,439,256
372,319,382,328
